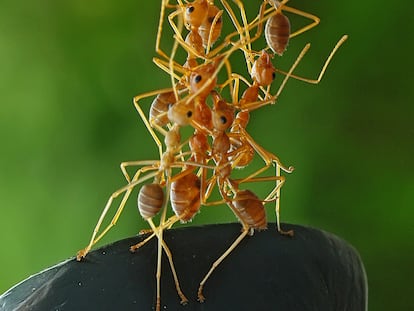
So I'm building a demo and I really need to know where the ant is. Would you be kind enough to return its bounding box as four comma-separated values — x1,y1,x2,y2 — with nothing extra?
154,0,224,71
256,0,320,55
216,0,347,88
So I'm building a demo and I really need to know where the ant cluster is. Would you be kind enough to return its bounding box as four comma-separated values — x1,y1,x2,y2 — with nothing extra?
76,0,347,309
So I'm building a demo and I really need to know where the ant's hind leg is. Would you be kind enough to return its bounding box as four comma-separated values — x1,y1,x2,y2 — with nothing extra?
76,165,159,261
275,35,348,85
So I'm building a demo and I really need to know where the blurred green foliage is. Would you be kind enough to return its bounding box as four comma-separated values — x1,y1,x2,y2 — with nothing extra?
0,1,413,309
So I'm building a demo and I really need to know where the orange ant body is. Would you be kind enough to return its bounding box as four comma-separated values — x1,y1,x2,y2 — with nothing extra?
138,183,165,219
170,171,202,222
265,6,291,56
257,0,319,56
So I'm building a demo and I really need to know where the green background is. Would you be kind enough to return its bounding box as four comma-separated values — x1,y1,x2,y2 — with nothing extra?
1,1,413,309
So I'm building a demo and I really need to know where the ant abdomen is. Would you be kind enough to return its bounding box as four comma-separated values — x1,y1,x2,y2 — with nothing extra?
150,92,176,127
138,183,164,220
265,11,291,56
233,190,267,230
170,172,201,223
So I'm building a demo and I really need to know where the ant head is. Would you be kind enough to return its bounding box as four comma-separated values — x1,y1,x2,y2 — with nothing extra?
211,92,235,132
251,50,276,87
184,0,209,29
167,99,195,127
199,4,223,47
190,62,217,99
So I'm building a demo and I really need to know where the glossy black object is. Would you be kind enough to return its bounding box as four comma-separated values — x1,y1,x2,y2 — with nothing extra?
0,223,367,311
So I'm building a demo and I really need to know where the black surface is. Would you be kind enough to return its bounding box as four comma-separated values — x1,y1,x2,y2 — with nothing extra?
0,223,367,311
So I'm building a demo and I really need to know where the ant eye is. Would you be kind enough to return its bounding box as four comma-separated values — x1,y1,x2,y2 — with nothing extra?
187,6,195,14
272,72,276,80
194,75,202,83
220,116,227,124
187,111,193,118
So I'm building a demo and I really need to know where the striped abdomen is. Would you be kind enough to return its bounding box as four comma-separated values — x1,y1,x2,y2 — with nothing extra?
150,92,176,127
265,12,291,56
233,190,267,230
138,183,164,220
170,172,201,222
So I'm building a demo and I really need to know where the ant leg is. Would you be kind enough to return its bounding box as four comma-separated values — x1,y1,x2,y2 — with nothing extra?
241,0,290,52
282,5,320,38
236,139,293,235
150,167,172,311
234,170,294,236
155,0,180,61
197,228,249,302
272,164,293,235
120,160,166,183
217,73,252,106
204,9,224,55
152,57,187,81
152,168,189,306
275,35,348,84
220,0,254,72
250,0,318,40
241,42,311,111
119,160,162,184
147,213,188,306
154,203,165,311
129,215,180,252
133,88,177,159
198,185,250,302
76,164,159,260
246,3,271,42
130,231,156,252
228,129,294,235
236,128,294,173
